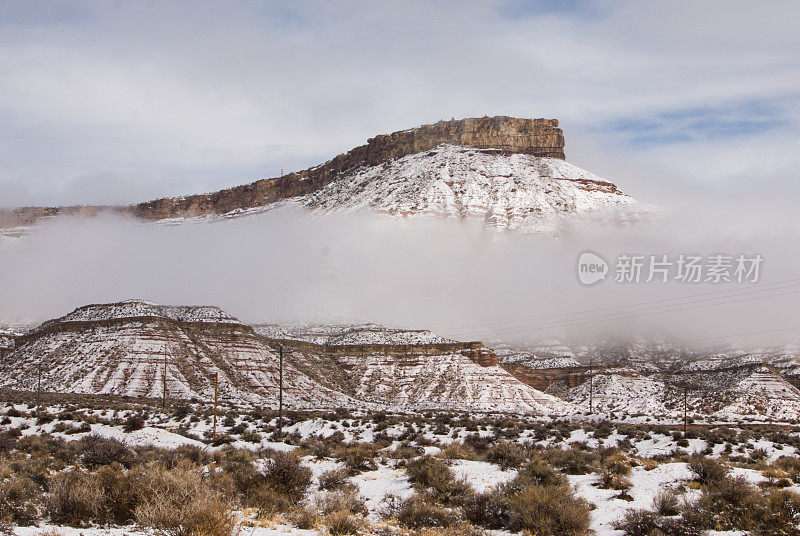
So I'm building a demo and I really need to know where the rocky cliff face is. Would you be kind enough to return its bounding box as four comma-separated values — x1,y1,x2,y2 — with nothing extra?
130,116,564,221
0,116,565,228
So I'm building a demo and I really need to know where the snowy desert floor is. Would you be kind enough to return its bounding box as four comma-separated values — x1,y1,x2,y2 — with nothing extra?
2,393,800,536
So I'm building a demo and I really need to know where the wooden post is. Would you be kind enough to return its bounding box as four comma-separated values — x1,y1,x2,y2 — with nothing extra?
683,387,688,434
212,371,219,440
588,357,594,414
278,345,284,437
37,356,43,405
162,346,168,410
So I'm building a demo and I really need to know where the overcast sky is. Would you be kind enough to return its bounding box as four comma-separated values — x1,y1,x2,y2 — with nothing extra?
1,0,798,207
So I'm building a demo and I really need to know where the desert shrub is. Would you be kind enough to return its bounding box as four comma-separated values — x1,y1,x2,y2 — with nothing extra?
262,451,312,500
172,405,190,420
438,444,478,461
240,430,262,443
0,432,18,453
617,509,702,536
16,434,78,465
244,485,293,518
749,447,768,462
776,456,800,483
462,434,490,453
94,464,139,523
7,456,51,489
602,452,632,476
484,441,526,470
336,443,379,475
600,470,633,491
79,435,132,469
386,443,423,460
505,482,591,536
406,455,470,504
318,468,351,491
397,495,459,529
684,475,800,534
687,454,728,486
134,464,235,536
652,488,680,516
761,489,800,534
137,492,235,536
461,490,511,529
683,475,760,531
763,465,793,487
123,414,145,433
511,458,566,489
0,474,41,526
541,446,597,475
289,505,319,529
311,489,367,516
324,510,363,535
47,470,105,526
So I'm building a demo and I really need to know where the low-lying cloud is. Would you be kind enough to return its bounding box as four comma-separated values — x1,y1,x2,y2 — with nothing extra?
2,190,798,348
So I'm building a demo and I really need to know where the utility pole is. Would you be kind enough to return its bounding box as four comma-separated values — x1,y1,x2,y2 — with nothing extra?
278,345,284,437
683,387,688,434
588,357,594,414
37,356,43,405
212,371,219,440
162,346,168,410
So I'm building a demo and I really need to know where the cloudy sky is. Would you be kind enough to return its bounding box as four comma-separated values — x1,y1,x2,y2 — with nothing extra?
1,0,799,207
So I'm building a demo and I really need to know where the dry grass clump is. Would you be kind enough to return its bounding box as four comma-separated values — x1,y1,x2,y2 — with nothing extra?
323,510,363,535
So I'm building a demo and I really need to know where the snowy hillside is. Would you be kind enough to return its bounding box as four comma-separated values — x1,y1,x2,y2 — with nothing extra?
253,323,458,346
1,302,574,415
298,144,646,233
151,144,648,234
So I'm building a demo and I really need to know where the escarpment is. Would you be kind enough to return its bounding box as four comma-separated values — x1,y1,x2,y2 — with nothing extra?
0,116,565,227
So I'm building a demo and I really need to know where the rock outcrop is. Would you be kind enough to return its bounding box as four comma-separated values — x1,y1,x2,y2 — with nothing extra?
0,116,565,228
130,116,564,220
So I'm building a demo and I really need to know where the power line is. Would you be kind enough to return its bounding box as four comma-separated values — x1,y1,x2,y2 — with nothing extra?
445,286,800,338
442,277,800,333
668,325,800,345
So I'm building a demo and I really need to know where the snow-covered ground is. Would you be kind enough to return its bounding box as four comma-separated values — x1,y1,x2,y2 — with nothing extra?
3,398,799,536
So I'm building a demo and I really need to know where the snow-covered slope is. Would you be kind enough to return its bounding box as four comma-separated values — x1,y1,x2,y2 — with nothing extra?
1,301,573,415
254,323,457,346
564,369,669,416
298,144,646,233
153,144,648,234
2,302,358,409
